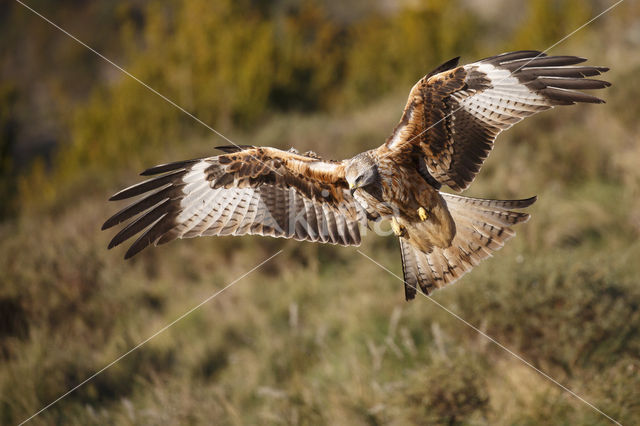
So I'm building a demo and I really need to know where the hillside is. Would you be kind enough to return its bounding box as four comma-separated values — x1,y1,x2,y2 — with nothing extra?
2,1,640,424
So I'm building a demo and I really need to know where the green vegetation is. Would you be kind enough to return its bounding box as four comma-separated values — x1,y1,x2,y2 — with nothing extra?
2,0,640,424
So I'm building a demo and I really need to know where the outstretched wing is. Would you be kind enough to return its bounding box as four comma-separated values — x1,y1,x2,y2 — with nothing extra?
383,50,610,191
102,147,366,258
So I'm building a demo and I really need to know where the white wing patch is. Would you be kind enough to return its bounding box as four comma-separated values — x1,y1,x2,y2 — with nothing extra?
454,63,551,130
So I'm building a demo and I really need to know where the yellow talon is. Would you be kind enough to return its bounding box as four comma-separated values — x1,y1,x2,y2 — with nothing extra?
418,207,429,221
391,217,405,237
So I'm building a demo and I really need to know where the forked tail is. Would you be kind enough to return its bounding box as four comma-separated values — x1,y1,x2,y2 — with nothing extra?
400,193,536,300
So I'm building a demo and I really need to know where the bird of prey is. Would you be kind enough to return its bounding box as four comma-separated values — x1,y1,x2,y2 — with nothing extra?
103,50,609,300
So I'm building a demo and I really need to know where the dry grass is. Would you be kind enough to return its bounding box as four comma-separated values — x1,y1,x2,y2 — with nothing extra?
2,7,640,425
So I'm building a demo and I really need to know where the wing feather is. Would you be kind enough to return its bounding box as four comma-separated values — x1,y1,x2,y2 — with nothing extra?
382,50,610,191
103,147,366,258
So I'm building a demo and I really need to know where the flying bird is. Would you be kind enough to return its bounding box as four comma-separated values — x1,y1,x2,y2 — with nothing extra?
103,50,609,300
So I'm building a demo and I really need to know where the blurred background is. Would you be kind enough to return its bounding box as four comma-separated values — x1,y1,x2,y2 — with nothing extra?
1,0,640,424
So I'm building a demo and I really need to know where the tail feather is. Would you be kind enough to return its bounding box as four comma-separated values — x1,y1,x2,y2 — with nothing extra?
399,238,419,300
401,193,536,300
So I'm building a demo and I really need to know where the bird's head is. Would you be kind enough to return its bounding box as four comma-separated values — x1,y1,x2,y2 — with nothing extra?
345,152,379,193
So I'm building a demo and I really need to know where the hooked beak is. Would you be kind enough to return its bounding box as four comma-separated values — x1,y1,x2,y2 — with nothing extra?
349,182,356,195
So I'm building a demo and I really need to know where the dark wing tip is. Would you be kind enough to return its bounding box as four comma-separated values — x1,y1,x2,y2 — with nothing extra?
124,250,137,260
539,87,607,105
566,55,587,63
105,196,173,253
109,188,133,202
481,50,544,63
109,192,128,202
426,56,461,78
107,237,119,250
141,159,199,176
215,144,254,153
108,170,184,201
124,236,152,259
517,195,538,208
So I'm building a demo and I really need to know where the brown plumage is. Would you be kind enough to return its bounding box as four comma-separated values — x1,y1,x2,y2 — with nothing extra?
103,50,610,300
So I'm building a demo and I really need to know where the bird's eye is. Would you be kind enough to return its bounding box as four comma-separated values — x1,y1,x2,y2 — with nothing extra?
356,176,362,183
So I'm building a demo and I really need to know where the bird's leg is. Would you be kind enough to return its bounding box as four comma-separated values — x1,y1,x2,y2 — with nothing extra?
391,217,406,237
418,206,429,221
